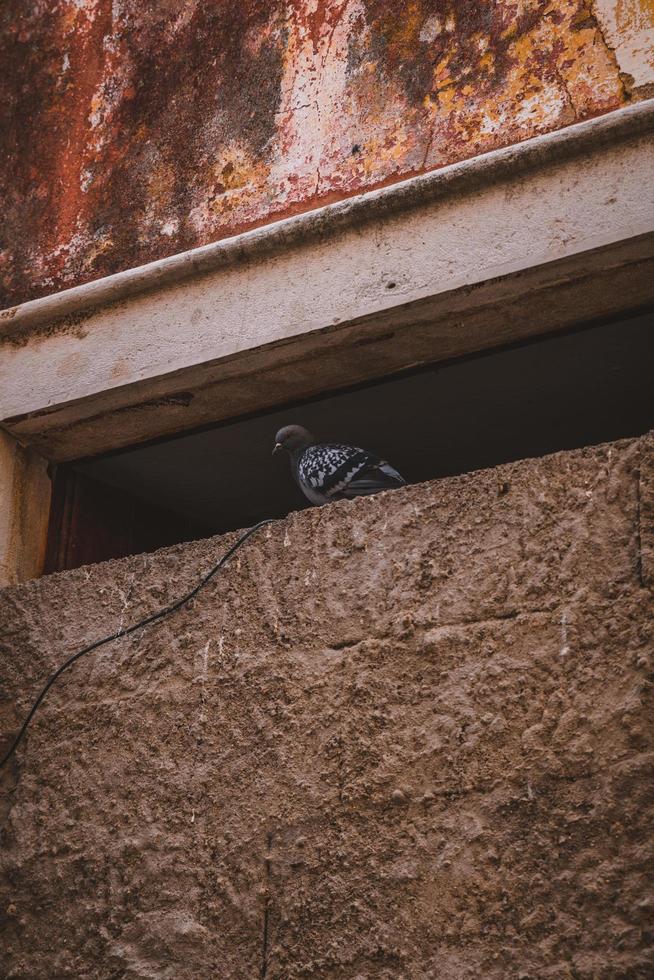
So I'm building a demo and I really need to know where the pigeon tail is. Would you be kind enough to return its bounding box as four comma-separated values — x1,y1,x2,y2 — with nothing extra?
338,461,405,498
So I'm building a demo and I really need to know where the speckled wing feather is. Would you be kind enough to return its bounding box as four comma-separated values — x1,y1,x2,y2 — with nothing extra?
297,444,405,502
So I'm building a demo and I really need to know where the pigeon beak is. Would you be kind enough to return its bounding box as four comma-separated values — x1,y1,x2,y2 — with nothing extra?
272,443,282,456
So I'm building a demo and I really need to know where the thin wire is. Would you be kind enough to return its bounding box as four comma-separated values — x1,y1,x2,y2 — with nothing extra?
0,518,276,769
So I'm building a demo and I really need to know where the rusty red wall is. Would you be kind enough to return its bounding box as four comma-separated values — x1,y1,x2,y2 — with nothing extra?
1,434,653,977
0,0,636,307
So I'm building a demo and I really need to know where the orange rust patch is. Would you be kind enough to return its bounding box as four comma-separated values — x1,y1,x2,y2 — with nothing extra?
0,0,627,308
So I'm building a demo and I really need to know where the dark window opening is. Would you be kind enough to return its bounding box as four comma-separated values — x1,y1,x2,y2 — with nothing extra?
45,310,654,574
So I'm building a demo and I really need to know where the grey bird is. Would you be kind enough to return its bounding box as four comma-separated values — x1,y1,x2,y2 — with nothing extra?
273,424,406,505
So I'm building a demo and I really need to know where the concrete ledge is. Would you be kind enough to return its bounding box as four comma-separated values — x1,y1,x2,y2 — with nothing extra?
1,434,652,976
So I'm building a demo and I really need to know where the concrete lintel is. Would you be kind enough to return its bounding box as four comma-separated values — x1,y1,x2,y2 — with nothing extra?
1,104,653,462
6,237,653,463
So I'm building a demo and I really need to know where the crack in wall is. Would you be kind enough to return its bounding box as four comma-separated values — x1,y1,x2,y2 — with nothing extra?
552,62,579,124
261,831,273,978
420,109,438,170
589,0,618,57
635,465,645,588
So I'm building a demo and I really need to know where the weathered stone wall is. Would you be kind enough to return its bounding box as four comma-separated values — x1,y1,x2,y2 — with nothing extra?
2,0,652,307
1,433,652,978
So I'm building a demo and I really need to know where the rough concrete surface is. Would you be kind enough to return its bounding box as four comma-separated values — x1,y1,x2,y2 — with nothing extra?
1,434,653,978
0,0,635,307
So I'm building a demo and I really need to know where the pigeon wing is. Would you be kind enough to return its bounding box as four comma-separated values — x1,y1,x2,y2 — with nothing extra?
297,444,373,499
297,444,404,501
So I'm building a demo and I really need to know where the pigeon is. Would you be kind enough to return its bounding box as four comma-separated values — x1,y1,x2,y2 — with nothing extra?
273,424,406,505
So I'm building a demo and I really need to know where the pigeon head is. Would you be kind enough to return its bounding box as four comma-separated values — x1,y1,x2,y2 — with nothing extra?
273,424,315,455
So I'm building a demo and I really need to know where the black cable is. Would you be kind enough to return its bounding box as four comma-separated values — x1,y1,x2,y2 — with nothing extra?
0,518,276,769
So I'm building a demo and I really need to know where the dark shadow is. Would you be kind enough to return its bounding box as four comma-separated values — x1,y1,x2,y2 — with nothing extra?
48,309,653,571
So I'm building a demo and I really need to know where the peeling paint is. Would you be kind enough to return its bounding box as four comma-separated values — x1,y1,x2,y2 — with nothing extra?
0,0,633,307
593,0,654,97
